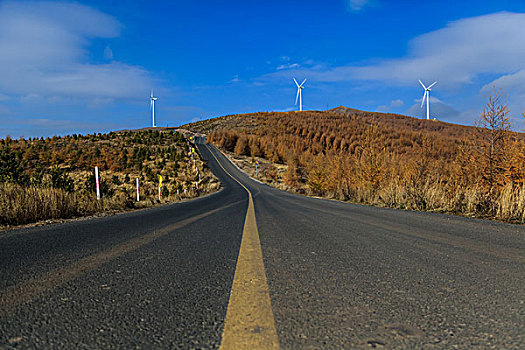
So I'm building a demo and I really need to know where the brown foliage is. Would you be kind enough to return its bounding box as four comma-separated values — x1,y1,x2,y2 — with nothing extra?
473,89,513,190
0,129,218,226
204,95,525,222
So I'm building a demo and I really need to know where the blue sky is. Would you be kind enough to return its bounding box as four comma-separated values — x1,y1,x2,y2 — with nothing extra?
1,0,525,137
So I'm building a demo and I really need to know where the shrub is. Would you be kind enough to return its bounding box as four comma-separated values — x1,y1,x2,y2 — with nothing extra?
50,165,75,193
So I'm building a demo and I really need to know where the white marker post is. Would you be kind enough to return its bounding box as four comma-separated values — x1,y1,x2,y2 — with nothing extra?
95,166,100,200
136,178,140,202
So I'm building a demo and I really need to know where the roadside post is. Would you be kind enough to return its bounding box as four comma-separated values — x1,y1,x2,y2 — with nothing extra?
136,178,140,202
95,166,100,200
158,174,163,201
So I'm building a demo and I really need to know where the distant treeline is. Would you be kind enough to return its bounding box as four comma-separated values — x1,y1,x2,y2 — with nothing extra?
0,130,187,185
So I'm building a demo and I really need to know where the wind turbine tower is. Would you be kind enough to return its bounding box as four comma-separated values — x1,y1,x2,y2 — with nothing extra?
294,78,307,111
150,89,158,127
419,80,437,120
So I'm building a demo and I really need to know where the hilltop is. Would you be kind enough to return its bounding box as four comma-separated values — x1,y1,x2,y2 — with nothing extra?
184,107,483,162
329,106,478,136
186,106,481,141
185,104,525,223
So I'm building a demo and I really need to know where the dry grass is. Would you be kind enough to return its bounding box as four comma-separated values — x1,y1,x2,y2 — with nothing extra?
221,150,292,191
0,174,220,229
194,102,525,224
0,129,221,228
220,150,525,223
1,183,95,226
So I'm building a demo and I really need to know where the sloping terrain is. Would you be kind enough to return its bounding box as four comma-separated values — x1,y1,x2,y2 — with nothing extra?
0,129,218,227
185,106,525,222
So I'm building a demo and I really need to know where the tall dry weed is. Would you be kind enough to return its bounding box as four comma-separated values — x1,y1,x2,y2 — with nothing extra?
1,183,131,226
1,184,80,226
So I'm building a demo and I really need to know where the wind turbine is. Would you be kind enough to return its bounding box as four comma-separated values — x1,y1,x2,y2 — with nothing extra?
150,89,158,127
294,78,306,111
419,80,437,120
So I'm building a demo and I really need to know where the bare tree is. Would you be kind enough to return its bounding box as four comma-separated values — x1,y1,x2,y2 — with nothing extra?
475,88,513,191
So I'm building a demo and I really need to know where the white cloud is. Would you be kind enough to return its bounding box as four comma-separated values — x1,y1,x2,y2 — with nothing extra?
20,93,43,104
481,70,525,121
405,98,462,122
268,12,525,88
482,70,525,95
0,116,119,138
89,97,114,107
353,12,525,86
231,75,240,82
376,99,404,112
347,0,371,12
272,107,296,112
391,99,404,107
0,1,152,101
277,63,300,70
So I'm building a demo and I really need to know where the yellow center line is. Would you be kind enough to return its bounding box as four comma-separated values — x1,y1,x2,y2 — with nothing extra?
204,143,279,349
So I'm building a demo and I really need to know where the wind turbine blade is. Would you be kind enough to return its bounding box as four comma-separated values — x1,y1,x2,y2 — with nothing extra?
301,78,307,86
293,78,299,87
428,81,437,89
295,88,300,105
421,91,427,108
418,80,426,89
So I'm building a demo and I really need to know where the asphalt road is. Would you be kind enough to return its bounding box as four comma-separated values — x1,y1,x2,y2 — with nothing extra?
1,140,524,349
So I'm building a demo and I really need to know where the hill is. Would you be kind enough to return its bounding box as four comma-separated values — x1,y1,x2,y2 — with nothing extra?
0,129,218,227
185,103,525,222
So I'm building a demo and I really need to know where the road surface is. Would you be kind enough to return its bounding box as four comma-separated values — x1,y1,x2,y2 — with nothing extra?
1,140,524,349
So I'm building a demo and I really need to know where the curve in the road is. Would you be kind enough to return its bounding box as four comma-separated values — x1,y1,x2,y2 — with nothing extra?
1,138,523,349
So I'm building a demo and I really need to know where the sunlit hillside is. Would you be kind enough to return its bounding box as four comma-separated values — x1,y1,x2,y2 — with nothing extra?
0,129,217,227
187,99,525,222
